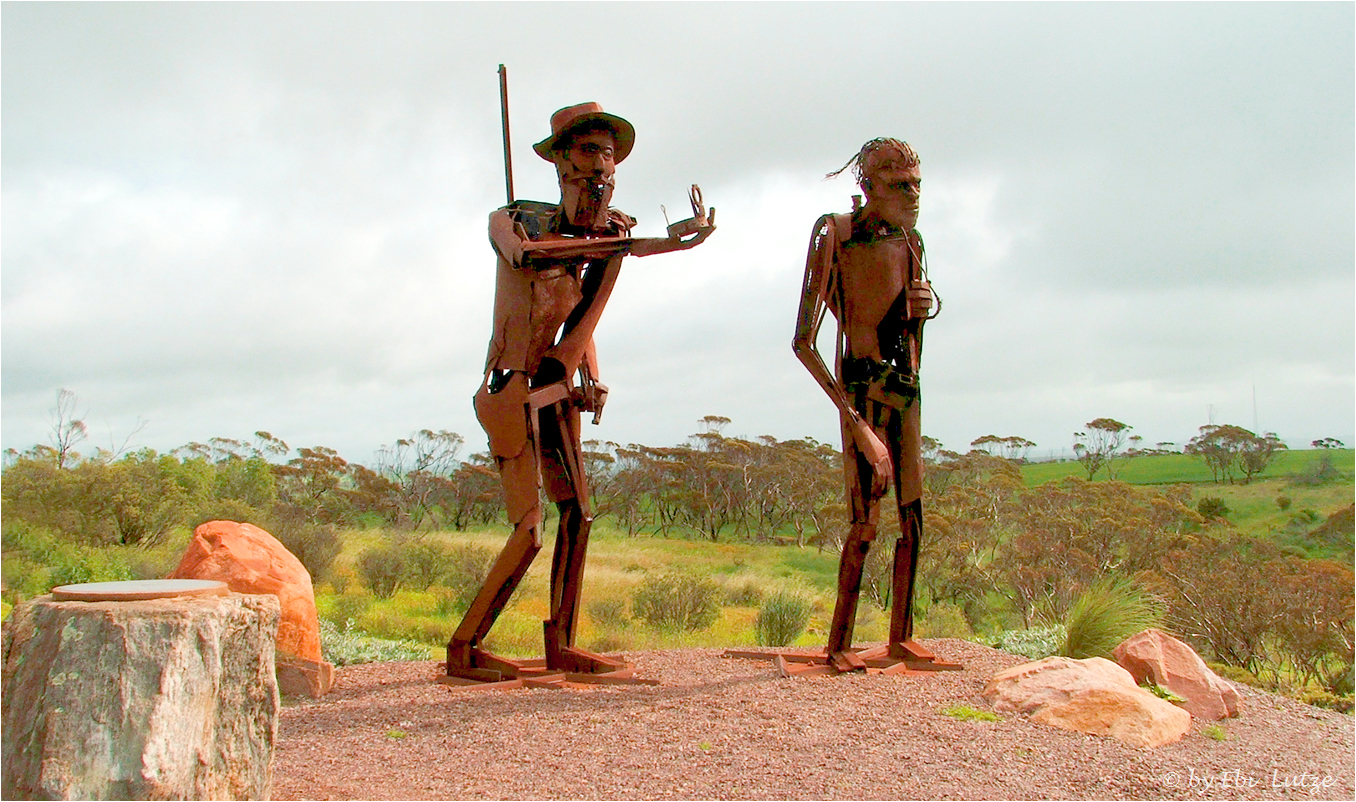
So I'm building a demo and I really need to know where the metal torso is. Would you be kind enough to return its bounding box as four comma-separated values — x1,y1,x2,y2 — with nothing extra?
834,223,920,365
484,201,631,378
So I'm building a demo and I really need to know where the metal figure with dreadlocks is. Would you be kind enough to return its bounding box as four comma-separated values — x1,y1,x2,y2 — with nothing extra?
788,138,959,676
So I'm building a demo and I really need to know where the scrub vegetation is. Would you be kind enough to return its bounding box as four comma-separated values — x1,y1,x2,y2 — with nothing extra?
3,394,1351,709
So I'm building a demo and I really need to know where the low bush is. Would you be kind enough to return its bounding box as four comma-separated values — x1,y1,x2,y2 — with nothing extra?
269,515,343,583
1295,688,1355,714
917,601,974,640
1197,497,1230,520
587,596,630,629
586,630,635,654
1061,577,1164,659
47,543,133,588
328,587,374,625
720,576,767,607
357,543,407,598
1291,454,1342,486
318,618,433,666
632,571,721,632
440,542,497,611
755,590,812,646
356,538,496,603
990,625,1066,660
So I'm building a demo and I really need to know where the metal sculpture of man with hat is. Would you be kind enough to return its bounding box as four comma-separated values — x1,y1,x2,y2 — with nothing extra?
445,100,714,686
783,137,960,676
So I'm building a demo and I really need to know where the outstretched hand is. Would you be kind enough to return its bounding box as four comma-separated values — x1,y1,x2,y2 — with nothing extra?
629,217,716,257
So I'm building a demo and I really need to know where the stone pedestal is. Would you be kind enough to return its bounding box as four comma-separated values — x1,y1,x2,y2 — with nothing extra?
1,587,281,800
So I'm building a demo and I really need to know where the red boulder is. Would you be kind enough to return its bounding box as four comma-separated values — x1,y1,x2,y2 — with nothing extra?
1113,628,1239,720
171,520,334,696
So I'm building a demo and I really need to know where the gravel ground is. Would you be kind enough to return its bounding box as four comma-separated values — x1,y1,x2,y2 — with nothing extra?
273,640,1353,801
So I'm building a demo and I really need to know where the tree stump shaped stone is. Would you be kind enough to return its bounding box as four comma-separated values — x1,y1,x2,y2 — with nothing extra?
1,586,280,800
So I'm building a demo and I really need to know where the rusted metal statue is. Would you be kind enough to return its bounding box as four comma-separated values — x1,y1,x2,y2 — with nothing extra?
443,94,714,688
771,138,959,677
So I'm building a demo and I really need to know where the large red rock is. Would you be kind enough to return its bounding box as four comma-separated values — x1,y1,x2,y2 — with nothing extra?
171,520,334,696
983,656,1191,748
1113,628,1240,720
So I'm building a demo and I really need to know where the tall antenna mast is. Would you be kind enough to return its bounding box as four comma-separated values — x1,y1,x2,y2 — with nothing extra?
498,64,515,205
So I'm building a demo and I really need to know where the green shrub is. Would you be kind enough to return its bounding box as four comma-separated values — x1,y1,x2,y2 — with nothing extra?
329,587,374,625
120,530,193,581
721,577,766,607
404,540,450,590
1275,495,1293,511
1202,724,1230,741
755,590,812,646
1196,497,1230,520
587,596,631,629
990,625,1066,660
1061,577,1164,660
188,499,263,531
358,543,407,598
1328,664,1353,696
47,544,133,589
440,542,496,610
1295,688,1355,713
1291,454,1341,486
318,618,432,666
632,571,721,632
2,555,52,600
917,601,974,640
269,515,343,583
586,630,635,654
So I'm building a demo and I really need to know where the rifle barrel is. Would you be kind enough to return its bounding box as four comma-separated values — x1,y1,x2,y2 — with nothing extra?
499,65,515,205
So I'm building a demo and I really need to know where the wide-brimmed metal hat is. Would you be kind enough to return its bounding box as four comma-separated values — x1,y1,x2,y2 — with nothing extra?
533,102,635,163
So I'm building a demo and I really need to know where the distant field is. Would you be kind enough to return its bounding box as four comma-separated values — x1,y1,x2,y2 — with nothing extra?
1020,448,1354,554
1021,448,1354,487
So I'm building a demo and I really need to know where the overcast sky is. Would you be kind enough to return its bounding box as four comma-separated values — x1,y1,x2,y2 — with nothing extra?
3,2,1353,466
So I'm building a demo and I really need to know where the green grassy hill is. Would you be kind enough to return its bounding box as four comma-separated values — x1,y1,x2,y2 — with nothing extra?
1021,448,1354,558
1021,448,1354,487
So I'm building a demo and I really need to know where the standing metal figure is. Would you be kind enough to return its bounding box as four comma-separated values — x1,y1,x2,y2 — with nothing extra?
786,138,959,676
445,102,714,687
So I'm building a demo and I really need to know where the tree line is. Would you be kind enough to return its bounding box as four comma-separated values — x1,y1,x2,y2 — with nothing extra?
2,398,1351,695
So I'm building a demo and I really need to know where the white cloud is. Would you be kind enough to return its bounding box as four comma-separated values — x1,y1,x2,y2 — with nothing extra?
3,2,1351,462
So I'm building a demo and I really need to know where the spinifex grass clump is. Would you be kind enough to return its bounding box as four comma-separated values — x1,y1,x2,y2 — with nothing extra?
1061,576,1165,659
755,590,811,646
632,571,721,632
